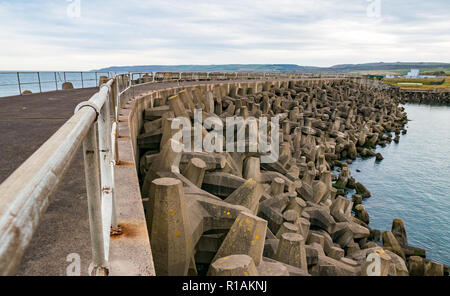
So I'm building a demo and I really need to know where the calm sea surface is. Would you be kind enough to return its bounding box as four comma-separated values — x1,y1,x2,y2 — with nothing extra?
0,71,111,97
338,104,450,265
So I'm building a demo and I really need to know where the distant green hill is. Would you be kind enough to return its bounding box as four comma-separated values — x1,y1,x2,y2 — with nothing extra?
95,62,450,74
95,64,319,73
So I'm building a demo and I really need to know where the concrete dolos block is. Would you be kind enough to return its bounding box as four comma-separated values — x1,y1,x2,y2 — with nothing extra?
146,177,192,276
212,212,267,267
275,233,308,272
209,255,259,276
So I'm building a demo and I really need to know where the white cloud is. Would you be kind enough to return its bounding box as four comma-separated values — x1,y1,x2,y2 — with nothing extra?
0,0,448,70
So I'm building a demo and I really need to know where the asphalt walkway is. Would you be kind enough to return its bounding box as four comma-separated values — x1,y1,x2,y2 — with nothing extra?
0,88,98,275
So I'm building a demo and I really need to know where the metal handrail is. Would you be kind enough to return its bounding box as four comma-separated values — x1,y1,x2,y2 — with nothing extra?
0,77,119,275
0,71,116,97
0,71,361,97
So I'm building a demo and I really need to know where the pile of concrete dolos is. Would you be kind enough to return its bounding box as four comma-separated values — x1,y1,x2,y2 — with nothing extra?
400,90,450,105
137,79,448,276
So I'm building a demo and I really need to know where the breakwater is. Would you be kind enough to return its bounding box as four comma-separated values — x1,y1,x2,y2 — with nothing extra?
136,78,448,276
400,90,450,105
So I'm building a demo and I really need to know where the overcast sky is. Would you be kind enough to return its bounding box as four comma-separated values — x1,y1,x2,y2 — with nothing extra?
0,0,449,71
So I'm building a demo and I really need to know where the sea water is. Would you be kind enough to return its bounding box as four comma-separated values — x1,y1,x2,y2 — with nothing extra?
0,71,110,97
340,103,450,265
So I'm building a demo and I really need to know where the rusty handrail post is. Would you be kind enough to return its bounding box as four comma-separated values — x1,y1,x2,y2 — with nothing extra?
82,123,108,275
17,72,22,95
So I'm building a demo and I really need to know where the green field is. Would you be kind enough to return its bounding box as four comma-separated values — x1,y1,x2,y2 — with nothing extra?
383,76,450,91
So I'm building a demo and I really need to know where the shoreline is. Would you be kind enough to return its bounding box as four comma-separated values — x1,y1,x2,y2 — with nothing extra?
400,89,450,105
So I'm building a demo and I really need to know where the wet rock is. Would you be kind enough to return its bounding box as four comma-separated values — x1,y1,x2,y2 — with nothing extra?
346,177,356,189
391,218,408,248
424,260,444,276
369,229,381,243
382,231,406,261
408,256,424,276
354,204,370,224
334,167,350,190
375,153,384,161
403,245,426,258
355,182,371,198
352,194,362,207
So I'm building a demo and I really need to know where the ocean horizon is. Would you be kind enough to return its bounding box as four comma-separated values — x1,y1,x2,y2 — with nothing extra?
0,71,115,98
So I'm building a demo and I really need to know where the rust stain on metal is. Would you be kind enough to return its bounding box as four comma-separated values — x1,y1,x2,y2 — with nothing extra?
110,225,123,236
117,161,135,166
110,221,148,240
91,266,109,276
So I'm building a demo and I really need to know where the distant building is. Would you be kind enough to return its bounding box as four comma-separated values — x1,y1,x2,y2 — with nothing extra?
405,69,420,78
403,69,440,79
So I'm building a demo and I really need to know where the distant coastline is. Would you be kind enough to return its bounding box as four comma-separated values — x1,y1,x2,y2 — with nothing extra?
94,62,450,75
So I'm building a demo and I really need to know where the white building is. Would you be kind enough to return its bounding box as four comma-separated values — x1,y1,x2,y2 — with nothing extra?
405,69,420,78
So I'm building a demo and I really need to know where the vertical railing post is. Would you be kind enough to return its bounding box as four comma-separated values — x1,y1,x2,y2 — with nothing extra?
97,99,113,258
114,76,120,165
81,72,84,88
83,123,108,275
110,121,119,231
97,87,119,238
114,76,120,121
37,72,42,93
17,72,22,95
54,72,58,91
